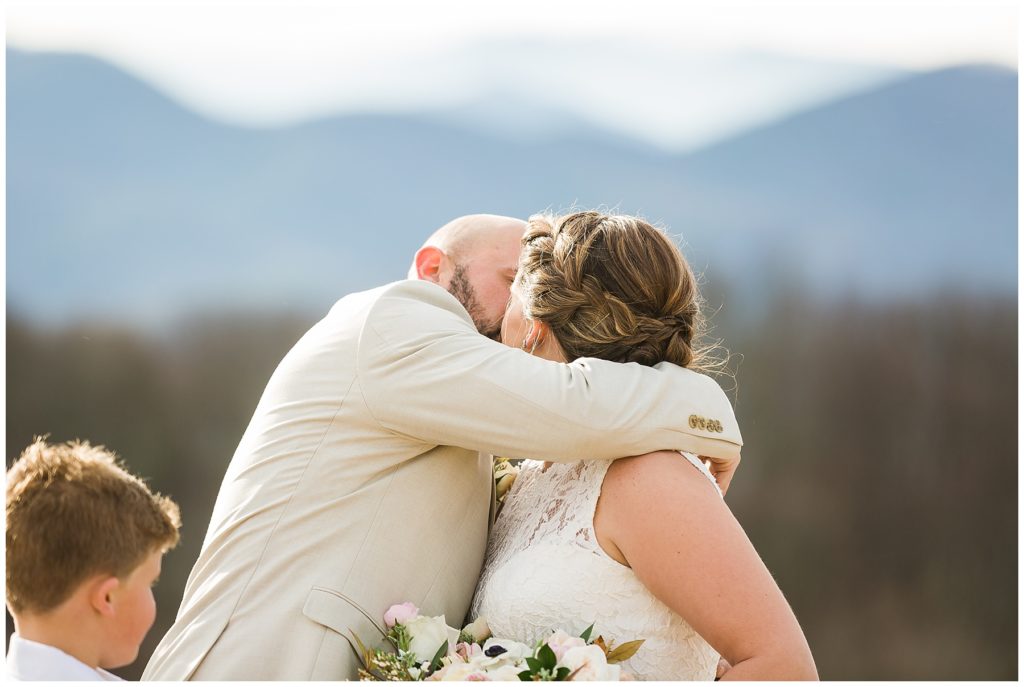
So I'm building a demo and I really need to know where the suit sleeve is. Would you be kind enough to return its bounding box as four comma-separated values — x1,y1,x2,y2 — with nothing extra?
356,281,742,461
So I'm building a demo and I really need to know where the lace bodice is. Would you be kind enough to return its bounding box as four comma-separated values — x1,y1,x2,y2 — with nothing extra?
470,453,722,681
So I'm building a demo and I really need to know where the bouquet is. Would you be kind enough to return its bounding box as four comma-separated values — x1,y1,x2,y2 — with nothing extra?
352,602,643,681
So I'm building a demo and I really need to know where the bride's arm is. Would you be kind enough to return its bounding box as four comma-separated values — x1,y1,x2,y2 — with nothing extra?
595,451,818,681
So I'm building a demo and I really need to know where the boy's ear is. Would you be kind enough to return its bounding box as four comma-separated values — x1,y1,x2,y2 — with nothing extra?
88,576,120,617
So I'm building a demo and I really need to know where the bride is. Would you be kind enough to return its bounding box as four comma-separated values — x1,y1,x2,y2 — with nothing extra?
470,211,818,680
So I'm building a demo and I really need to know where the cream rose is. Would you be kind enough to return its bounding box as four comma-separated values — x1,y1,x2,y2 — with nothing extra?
462,617,492,643
405,615,453,660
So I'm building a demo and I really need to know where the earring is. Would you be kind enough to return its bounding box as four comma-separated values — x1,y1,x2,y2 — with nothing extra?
521,320,541,355
521,332,541,355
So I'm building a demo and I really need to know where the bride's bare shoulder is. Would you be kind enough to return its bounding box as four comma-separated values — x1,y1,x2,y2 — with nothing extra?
595,451,725,565
604,451,720,502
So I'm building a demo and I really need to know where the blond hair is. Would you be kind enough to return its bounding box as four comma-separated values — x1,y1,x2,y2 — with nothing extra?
6,438,181,614
517,211,719,371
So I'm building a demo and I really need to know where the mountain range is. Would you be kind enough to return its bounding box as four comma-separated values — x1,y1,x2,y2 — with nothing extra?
7,48,1017,327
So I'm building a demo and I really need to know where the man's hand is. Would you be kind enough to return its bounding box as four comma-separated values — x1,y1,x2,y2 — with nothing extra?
701,452,741,496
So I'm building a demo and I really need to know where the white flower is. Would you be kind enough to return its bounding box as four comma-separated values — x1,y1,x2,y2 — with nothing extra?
451,638,531,672
462,617,492,643
482,638,532,659
545,629,586,662
405,615,454,661
480,638,533,664
560,645,622,681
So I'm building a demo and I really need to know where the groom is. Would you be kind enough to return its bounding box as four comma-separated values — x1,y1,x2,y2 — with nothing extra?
142,214,743,681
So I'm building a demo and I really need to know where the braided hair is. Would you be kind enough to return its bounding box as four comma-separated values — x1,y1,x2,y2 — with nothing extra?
517,211,711,370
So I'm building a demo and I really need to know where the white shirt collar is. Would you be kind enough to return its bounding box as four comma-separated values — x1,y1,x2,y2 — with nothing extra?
6,634,123,681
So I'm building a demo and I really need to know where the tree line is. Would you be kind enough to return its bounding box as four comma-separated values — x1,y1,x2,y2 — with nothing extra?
5,291,1016,680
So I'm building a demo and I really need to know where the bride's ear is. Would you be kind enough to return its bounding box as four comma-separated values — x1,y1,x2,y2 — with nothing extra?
524,320,551,351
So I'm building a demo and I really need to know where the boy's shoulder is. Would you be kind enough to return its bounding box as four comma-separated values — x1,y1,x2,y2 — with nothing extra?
6,634,123,681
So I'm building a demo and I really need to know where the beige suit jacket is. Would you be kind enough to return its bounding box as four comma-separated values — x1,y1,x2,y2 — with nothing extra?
142,279,742,681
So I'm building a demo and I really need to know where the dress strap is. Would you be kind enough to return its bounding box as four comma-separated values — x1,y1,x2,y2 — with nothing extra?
679,452,724,498
567,459,615,554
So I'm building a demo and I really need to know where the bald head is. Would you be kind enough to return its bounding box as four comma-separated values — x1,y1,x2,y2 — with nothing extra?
408,214,527,277
410,214,527,339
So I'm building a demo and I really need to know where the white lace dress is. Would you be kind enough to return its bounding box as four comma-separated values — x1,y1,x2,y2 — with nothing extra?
470,453,722,681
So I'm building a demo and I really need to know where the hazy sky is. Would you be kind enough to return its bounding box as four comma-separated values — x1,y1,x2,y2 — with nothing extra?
7,0,1019,149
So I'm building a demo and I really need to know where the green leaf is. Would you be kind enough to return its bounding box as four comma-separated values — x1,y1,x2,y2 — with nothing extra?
518,669,535,681
606,639,645,664
384,626,403,653
429,640,449,672
525,657,542,672
555,666,571,680
579,623,595,643
537,643,558,670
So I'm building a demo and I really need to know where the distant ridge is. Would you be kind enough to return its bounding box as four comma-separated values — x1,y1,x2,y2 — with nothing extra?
673,63,1017,297
7,49,1017,326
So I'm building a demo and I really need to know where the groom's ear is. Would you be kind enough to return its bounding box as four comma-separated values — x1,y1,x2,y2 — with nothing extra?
413,246,447,284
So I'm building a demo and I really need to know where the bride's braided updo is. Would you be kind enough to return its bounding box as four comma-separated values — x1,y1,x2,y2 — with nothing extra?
516,211,710,370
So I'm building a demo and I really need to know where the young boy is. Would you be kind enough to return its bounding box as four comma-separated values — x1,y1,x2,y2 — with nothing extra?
6,438,181,681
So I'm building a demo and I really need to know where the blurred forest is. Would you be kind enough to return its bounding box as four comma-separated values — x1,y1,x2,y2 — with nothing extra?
5,284,1017,680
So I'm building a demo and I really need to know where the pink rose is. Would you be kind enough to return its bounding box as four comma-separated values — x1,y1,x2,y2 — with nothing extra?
384,602,420,628
544,629,586,662
455,642,483,661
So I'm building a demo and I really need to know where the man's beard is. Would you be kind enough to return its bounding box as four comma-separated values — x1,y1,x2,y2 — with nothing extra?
448,265,503,341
